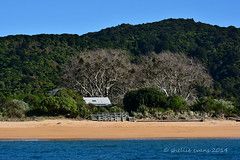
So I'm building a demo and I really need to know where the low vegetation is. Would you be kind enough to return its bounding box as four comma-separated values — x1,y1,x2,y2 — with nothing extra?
1,99,29,118
0,88,125,120
123,88,238,119
123,88,168,113
0,86,238,120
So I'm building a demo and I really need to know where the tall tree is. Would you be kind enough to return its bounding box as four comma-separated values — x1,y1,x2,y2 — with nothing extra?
139,52,213,101
62,49,135,103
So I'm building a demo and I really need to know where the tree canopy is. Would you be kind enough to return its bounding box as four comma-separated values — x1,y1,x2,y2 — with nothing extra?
0,18,240,107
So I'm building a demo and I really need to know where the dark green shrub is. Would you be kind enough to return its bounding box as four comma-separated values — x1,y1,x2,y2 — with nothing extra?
40,96,59,114
123,88,167,113
57,96,78,117
2,99,29,118
23,94,45,116
55,88,85,107
167,96,188,112
55,88,85,116
192,97,236,116
0,93,6,107
40,95,78,117
25,88,85,117
78,105,91,118
23,94,42,108
109,106,124,113
96,106,109,113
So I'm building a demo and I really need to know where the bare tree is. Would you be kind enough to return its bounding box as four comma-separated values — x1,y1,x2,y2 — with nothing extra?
139,52,213,101
62,49,135,103
63,49,212,103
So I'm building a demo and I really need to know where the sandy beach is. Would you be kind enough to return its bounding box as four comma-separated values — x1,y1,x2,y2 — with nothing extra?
0,119,239,140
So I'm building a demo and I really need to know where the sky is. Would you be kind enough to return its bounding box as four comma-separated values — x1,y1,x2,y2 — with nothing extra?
0,0,239,36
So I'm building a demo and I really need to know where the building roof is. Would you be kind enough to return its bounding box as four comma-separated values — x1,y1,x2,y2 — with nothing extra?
83,97,111,106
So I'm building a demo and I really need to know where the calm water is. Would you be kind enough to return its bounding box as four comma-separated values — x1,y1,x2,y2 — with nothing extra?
0,139,239,160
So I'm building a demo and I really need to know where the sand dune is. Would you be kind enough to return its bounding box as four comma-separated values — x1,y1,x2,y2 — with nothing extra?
0,119,239,140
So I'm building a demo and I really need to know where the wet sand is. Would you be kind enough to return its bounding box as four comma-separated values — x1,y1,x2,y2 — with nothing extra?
0,120,239,140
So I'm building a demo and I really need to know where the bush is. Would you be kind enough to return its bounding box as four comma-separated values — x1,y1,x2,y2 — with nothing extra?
23,94,43,109
137,105,151,117
2,99,29,118
0,93,6,107
192,97,236,116
109,106,124,113
55,88,85,117
149,107,164,116
167,96,188,112
78,105,91,119
40,96,59,114
123,88,167,113
95,106,109,113
57,96,78,117
23,94,45,116
55,88,85,107
40,95,78,117
25,88,85,117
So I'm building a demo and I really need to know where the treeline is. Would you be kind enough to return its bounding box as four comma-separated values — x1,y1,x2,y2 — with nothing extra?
0,88,123,119
0,49,239,120
0,87,237,120
0,18,240,110
124,88,237,119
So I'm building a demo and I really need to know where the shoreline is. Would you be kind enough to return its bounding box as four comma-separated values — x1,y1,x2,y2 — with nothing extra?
0,119,239,140
1,138,240,141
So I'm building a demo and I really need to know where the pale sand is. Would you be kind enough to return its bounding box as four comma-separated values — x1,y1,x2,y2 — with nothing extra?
0,119,240,140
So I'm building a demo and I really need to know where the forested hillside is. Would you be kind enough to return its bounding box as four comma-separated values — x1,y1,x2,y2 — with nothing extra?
0,18,240,106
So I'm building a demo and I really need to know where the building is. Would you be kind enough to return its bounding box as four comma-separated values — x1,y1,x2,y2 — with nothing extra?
83,97,111,106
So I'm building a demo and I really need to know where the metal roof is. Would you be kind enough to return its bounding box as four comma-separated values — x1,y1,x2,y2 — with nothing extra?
83,97,111,106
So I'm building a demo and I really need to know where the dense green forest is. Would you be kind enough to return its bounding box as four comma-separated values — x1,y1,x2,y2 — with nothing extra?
0,18,240,117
